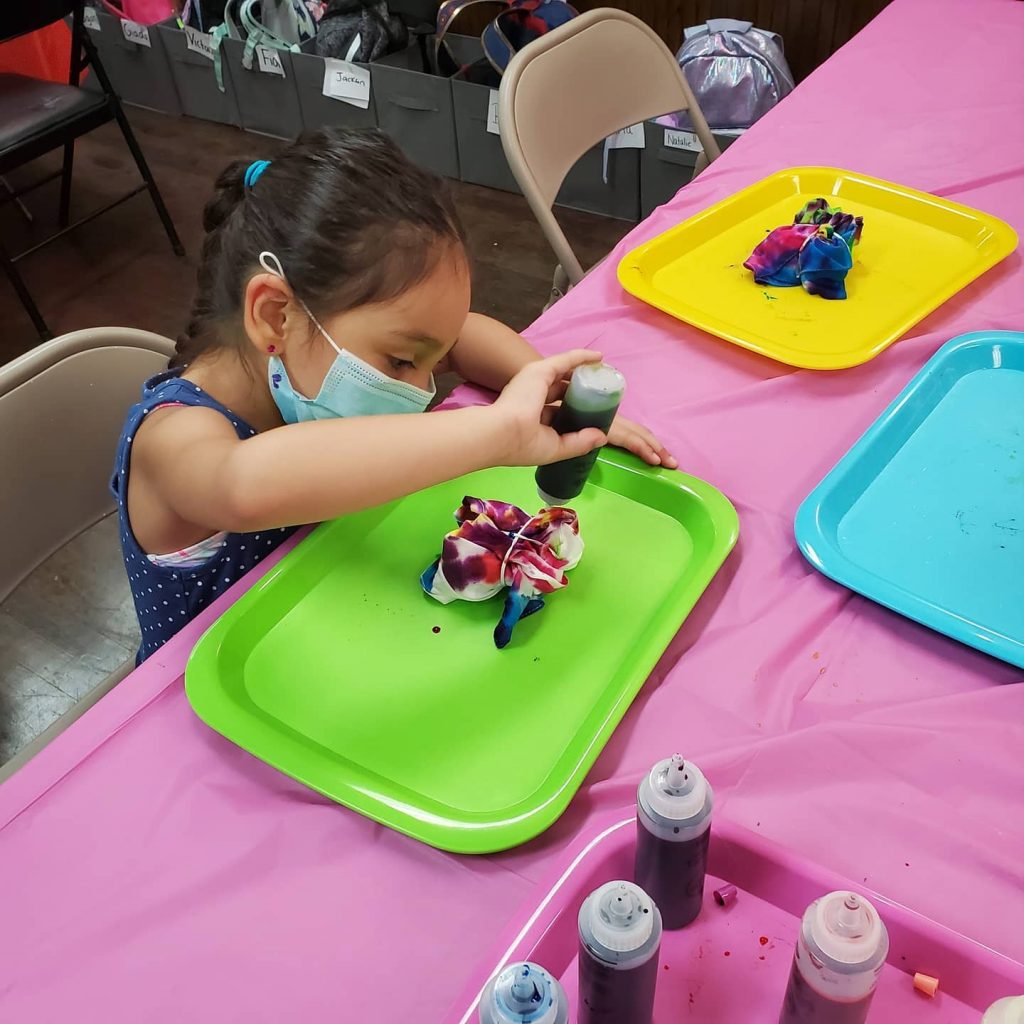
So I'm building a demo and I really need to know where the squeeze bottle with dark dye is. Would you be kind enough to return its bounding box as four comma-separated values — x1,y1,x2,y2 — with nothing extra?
983,997,1024,1024
634,753,714,929
577,880,662,1024
478,961,568,1024
536,363,625,506
778,891,888,1024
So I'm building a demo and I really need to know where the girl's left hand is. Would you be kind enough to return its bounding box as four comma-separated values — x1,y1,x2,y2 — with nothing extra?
607,415,678,468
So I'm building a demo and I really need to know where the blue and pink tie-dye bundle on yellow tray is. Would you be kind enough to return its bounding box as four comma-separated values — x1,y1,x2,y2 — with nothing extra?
421,497,583,648
744,198,865,299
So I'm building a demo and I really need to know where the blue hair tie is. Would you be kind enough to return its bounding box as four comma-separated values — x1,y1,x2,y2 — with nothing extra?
244,160,271,189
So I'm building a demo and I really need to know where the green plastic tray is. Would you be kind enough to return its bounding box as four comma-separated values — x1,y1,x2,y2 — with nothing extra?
185,449,738,854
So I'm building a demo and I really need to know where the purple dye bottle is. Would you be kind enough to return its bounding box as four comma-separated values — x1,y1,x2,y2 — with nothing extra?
634,753,713,929
577,880,662,1024
478,961,568,1024
778,891,889,1024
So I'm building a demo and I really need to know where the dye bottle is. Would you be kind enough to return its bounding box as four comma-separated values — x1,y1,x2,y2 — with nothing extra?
577,880,662,1024
536,363,625,506
778,891,889,1024
478,961,569,1024
983,997,1024,1024
634,753,714,929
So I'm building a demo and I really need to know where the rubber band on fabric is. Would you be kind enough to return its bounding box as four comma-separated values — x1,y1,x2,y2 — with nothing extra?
245,160,271,189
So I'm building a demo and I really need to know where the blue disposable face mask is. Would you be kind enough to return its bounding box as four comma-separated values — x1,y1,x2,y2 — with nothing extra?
259,251,436,424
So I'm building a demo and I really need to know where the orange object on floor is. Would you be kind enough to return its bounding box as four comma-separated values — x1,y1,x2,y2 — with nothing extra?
0,23,73,84
914,972,940,997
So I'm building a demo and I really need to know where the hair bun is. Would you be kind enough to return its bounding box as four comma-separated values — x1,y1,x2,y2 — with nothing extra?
202,160,249,233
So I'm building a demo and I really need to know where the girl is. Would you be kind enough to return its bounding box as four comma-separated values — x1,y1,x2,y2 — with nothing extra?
112,128,675,661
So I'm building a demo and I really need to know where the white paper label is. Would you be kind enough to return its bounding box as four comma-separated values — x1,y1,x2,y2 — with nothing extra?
185,25,215,61
664,128,701,152
486,89,500,135
256,45,286,76
321,58,370,109
608,123,646,150
83,6,101,31
121,19,152,47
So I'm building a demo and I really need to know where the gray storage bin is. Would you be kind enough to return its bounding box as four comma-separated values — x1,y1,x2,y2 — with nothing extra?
157,23,242,127
223,37,307,140
371,45,459,179
556,145,640,222
448,36,520,194
640,123,740,218
82,10,181,115
293,51,377,134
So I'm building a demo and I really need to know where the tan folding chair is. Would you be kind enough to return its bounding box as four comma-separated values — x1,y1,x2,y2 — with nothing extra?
0,327,174,780
499,8,721,304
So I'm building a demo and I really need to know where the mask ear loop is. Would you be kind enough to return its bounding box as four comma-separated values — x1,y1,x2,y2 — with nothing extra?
258,250,343,357
498,513,545,586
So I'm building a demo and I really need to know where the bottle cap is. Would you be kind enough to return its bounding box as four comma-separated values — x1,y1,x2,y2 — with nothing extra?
805,892,888,972
982,997,1024,1024
565,364,626,411
582,881,656,953
482,962,568,1024
638,754,713,825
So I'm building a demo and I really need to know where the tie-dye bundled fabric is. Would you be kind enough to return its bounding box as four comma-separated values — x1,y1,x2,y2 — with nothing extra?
421,497,583,649
744,197,864,300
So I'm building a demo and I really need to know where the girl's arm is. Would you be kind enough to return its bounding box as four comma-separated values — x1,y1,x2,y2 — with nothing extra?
135,351,607,534
450,313,677,468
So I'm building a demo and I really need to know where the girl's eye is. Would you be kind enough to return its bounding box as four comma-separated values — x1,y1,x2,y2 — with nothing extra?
389,357,415,370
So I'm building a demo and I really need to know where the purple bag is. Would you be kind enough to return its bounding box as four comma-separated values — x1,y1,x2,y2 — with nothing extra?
668,18,795,131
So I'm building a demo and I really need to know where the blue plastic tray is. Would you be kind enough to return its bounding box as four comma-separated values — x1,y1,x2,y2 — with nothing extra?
796,331,1024,668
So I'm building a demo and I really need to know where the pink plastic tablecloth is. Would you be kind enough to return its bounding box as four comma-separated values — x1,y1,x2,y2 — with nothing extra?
2,1,1022,1019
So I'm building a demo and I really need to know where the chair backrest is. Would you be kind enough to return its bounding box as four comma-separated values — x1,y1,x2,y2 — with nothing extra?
499,8,721,285
0,1,77,46
0,328,174,604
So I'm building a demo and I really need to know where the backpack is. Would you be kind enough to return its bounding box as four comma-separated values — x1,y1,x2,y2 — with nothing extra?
672,18,794,131
435,0,577,87
315,1,408,63
200,0,316,90
97,0,178,22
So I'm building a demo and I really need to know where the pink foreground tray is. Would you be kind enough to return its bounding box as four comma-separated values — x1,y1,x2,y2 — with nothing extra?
447,813,1024,1023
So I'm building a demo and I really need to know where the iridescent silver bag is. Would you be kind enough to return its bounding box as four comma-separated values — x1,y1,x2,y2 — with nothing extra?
668,18,795,131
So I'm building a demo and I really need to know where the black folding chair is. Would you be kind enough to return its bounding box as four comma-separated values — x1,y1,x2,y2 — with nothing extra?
0,1,184,340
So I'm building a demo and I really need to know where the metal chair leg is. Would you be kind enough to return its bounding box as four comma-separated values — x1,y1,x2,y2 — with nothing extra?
0,239,50,340
58,141,75,228
1,176,34,223
112,106,185,257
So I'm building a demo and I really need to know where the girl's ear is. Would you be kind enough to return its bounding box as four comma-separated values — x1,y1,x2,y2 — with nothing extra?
243,272,301,357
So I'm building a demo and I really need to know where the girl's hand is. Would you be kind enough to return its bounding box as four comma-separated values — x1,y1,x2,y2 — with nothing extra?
493,349,608,467
608,415,678,469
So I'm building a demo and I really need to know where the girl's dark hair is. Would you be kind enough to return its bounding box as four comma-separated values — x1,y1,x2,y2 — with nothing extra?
172,128,466,369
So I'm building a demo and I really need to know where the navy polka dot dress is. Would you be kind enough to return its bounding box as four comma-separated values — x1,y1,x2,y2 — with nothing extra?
111,369,297,663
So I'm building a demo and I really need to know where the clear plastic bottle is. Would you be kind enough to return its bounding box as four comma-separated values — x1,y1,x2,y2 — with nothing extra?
478,961,569,1024
778,891,889,1024
536,363,625,506
577,880,662,1024
634,753,713,929
983,997,1024,1024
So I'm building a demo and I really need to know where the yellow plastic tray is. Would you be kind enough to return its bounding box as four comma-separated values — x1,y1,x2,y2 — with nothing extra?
618,167,1018,370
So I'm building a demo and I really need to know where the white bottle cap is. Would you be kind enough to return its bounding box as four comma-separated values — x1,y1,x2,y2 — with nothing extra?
480,962,568,1024
983,996,1024,1024
639,754,712,823
809,892,887,969
585,881,654,953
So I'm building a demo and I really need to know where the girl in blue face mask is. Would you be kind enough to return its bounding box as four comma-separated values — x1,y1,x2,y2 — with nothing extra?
112,128,675,662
